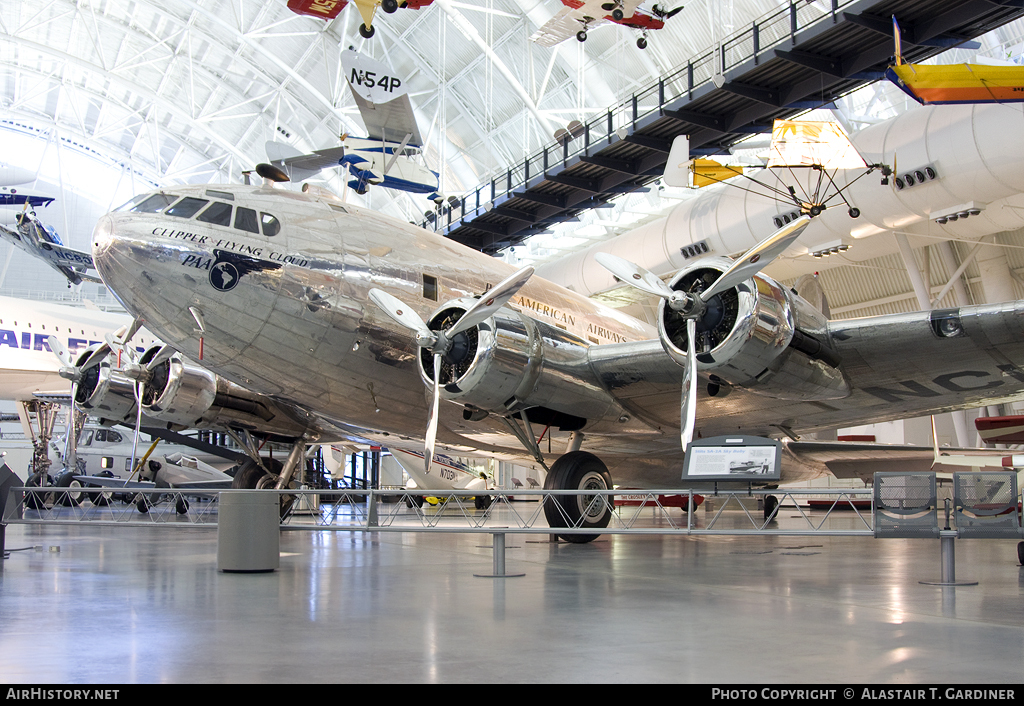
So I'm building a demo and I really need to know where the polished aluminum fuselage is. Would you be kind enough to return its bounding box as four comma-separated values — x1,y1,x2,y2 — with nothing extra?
92,185,1024,487
92,186,682,481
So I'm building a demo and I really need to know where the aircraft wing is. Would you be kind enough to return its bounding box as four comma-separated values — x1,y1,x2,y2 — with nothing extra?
586,300,1024,441
530,7,596,47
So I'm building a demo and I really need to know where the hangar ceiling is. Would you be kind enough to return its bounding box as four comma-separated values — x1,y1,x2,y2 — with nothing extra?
3,0,1024,325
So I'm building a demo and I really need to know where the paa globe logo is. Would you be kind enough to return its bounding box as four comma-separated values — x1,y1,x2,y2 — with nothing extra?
210,261,240,292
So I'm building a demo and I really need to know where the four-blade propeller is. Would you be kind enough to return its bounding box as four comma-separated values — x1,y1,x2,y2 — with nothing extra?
369,266,534,472
596,216,810,449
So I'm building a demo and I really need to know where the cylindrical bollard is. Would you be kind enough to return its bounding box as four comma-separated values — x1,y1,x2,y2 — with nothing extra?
218,491,279,573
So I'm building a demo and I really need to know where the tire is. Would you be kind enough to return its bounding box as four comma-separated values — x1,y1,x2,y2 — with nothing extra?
576,30,587,42
231,457,291,517
612,9,624,20
382,0,398,13
764,494,779,522
175,496,190,515
359,23,375,39
637,37,648,49
543,451,613,543
55,472,83,507
405,494,424,509
474,495,492,510
25,472,53,510
1017,541,1024,566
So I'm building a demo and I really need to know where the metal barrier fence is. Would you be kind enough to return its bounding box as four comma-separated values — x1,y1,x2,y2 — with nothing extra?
3,485,875,536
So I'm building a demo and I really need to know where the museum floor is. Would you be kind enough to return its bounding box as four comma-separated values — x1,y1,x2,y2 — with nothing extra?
1,517,1022,684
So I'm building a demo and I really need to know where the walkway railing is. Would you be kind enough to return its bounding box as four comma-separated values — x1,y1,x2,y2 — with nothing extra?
425,0,855,233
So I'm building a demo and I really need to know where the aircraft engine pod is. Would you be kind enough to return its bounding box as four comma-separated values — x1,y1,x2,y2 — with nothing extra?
72,347,138,422
139,349,217,427
658,259,850,401
417,299,612,422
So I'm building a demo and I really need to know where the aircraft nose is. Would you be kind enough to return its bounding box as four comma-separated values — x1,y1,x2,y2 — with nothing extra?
92,214,114,256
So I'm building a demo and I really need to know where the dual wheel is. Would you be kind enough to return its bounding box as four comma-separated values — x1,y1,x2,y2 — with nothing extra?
231,458,294,518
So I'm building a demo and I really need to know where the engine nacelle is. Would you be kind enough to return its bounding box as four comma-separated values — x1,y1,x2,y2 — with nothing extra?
659,258,849,401
137,347,311,437
72,346,137,422
140,348,218,427
417,299,614,427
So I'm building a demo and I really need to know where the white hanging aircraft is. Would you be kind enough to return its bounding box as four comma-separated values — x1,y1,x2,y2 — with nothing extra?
79,180,1024,541
260,49,442,202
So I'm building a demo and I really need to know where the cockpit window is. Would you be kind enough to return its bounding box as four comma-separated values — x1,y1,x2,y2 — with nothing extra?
235,207,259,234
166,197,209,218
115,194,148,212
197,201,232,227
205,190,235,201
131,193,177,213
260,213,281,237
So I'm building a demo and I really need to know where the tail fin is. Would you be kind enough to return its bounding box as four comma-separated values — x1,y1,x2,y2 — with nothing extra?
892,15,903,65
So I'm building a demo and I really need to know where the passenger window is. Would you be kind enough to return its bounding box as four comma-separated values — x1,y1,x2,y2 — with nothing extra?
108,431,122,443
95,430,107,442
166,197,209,218
235,207,259,234
198,202,233,226
260,213,281,237
131,194,177,213
81,430,94,446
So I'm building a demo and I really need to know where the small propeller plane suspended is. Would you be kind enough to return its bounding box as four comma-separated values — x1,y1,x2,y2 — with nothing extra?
259,49,442,202
530,1,683,49
286,0,434,39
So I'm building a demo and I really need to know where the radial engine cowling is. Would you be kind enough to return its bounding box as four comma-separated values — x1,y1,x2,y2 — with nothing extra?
139,348,217,427
417,299,613,423
659,258,849,401
72,346,137,422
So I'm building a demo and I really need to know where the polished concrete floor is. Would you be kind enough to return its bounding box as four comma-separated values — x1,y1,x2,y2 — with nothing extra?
1,512,1023,684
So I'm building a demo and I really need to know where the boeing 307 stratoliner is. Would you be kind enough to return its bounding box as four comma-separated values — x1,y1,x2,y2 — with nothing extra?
80,181,1024,540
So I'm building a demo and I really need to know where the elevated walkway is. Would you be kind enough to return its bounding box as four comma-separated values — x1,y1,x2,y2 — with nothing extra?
427,0,1024,253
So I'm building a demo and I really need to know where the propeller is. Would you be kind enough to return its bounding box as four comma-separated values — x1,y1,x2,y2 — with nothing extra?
368,265,535,472
596,216,810,449
47,336,81,383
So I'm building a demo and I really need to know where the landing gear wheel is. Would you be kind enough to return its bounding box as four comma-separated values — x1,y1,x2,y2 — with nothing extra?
25,472,52,510
543,451,613,543
135,494,152,514
809,204,823,217
1018,541,1024,566
405,494,424,509
612,8,624,20
474,495,492,510
576,30,587,42
637,36,648,49
848,207,860,218
382,0,398,12
175,496,189,515
55,472,83,507
359,23,375,39
231,457,291,518
763,494,779,522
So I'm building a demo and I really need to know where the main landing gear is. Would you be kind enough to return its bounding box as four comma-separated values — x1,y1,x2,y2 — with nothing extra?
542,451,614,543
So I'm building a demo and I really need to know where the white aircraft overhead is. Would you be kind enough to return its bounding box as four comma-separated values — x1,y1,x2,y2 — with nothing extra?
389,448,493,507
0,210,102,287
259,49,441,201
84,181,1024,540
531,1,683,49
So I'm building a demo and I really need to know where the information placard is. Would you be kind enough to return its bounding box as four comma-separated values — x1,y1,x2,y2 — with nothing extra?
682,435,782,483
